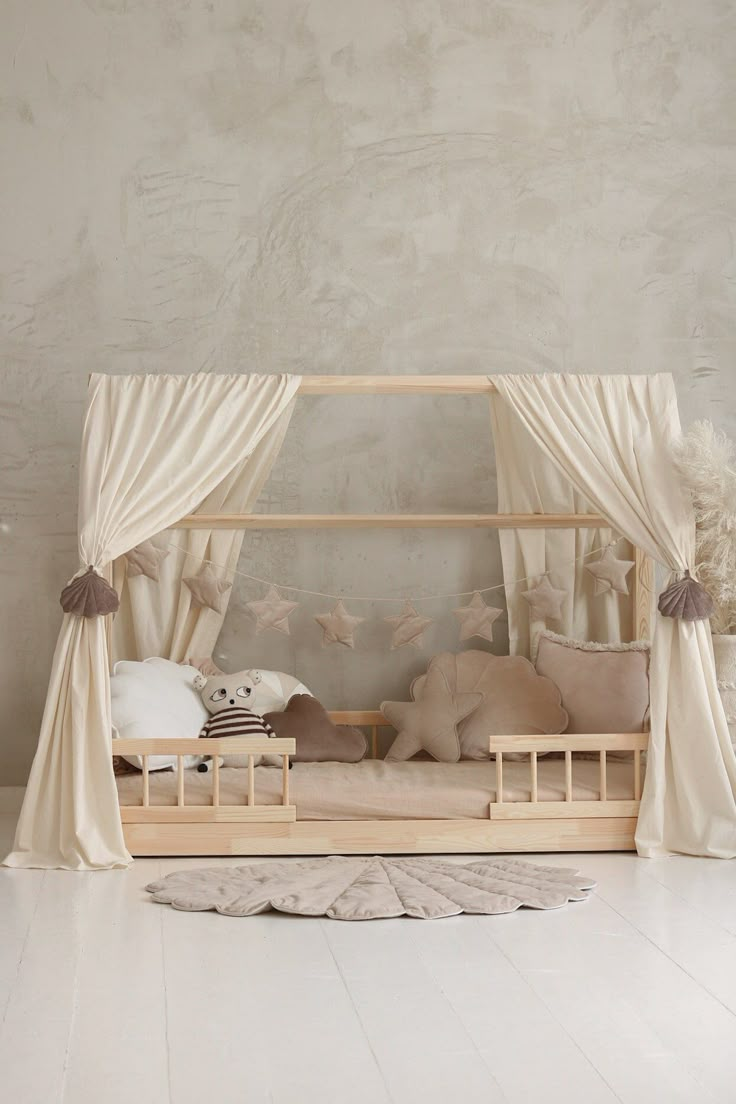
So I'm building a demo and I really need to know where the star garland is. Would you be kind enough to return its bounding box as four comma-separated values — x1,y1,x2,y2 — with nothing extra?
151,537,631,650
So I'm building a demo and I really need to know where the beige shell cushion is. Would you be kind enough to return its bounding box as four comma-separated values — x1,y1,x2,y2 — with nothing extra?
535,630,650,735
382,666,482,763
412,651,568,761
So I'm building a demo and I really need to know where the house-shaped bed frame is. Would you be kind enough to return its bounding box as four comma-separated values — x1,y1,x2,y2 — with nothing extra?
115,376,654,857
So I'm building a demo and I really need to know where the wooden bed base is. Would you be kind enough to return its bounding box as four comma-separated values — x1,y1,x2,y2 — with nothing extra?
116,718,648,856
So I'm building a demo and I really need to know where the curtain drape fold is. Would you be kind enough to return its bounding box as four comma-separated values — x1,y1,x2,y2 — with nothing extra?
489,397,632,656
491,373,736,858
111,403,295,666
4,373,300,870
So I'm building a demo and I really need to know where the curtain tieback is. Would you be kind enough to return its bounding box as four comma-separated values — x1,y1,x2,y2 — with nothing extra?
60,565,120,618
658,569,714,621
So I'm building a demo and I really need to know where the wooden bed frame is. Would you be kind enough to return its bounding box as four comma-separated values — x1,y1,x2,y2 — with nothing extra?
117,375,654,857
116,720,648,856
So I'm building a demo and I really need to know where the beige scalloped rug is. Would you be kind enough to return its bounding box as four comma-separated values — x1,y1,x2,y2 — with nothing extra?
146,857,596,921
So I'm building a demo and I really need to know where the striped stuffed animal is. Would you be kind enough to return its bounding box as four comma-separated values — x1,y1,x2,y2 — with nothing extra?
194,671,281,770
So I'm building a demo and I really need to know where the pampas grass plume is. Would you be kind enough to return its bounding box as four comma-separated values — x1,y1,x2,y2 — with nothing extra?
674,420,736,633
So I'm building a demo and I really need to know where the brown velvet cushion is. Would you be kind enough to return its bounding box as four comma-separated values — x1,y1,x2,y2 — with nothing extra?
535,631,650,734
412,651,568,760
382,666,482,763
264,695,367,763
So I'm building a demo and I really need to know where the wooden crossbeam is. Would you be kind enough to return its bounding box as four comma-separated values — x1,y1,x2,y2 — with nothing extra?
297,375,497,394
174,512,609,530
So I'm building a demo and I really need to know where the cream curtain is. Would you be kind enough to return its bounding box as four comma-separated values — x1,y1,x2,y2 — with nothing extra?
111,412,294,666
489,398,632,657
491,373,736,858
4,373,300,870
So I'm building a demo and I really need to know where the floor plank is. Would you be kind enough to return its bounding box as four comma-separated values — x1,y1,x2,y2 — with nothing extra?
60,860,170,1104
2,817,735,1104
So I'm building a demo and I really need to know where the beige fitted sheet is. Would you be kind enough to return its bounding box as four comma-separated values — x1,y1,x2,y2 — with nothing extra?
116,758,638,820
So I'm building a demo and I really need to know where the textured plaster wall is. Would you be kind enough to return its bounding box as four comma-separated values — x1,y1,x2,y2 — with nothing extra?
1,1,735,783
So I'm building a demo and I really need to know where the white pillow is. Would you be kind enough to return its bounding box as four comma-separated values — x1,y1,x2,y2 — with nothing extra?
111,658,207,771
248,669,312,715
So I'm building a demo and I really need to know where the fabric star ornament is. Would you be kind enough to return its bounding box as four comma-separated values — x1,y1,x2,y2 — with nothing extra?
453,591,503,644
585,547,635,596
246,585,298,635
183,563,232,614
314,600,365,648
382,665,482,763
124,540,169,582
522,575,566,621
384,601,434,650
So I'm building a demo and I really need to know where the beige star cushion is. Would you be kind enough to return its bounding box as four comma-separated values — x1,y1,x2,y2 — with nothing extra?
412,651,568,761
382,666,482,763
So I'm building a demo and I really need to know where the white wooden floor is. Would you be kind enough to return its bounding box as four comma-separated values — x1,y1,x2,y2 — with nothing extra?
2,813,736,1104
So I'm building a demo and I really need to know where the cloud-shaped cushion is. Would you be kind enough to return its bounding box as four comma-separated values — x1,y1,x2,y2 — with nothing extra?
412,651,568,760
111,658,207,771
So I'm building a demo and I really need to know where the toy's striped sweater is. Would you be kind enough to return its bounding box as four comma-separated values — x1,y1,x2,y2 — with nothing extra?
199,707,275,740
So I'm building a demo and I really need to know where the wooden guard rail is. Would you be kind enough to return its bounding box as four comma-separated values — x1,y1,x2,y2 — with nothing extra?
115,721,648,826
115,737,296,823
488,733,648,820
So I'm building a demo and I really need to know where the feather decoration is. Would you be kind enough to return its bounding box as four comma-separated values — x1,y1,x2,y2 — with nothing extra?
674,420,736,633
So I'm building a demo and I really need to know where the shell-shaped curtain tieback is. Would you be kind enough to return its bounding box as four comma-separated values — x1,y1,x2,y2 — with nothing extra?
657,571,714,621
60,566,120,618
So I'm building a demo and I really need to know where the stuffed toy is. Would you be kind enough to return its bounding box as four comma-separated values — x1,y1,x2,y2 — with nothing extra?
194,670,282,770
188,657,312,714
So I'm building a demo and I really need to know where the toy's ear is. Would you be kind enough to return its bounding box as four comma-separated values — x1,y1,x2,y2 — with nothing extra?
193,673,208,691
245,669,262,686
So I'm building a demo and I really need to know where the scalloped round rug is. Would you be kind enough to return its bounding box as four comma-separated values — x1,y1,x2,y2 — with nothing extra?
146,857,596,921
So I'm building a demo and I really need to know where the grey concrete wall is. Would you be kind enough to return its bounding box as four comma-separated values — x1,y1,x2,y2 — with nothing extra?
1,1,734,783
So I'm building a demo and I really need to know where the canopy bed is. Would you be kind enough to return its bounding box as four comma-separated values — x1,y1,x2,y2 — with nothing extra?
4,372,736,870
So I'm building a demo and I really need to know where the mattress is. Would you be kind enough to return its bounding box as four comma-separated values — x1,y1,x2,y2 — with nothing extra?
116,758,638,820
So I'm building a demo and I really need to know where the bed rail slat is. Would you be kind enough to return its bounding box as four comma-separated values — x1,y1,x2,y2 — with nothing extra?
212,755,220,808
141,755,149,807
247,755,255,807
634,749,642,800
282,755,290,806
177,756,184,807
565,751,572,802
496,751,504,804
599,750,608,801
530,751,538,803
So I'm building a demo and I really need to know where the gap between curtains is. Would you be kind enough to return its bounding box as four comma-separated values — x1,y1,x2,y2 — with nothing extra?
491,373,736,858
4,373,300,870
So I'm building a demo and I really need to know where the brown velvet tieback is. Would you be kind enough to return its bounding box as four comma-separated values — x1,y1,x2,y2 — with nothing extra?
657,570,714,621
60,566,120,618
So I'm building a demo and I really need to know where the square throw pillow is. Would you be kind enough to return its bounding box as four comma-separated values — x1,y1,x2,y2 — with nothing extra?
264,695,367,763
534,630,650,735
411,651,568,760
